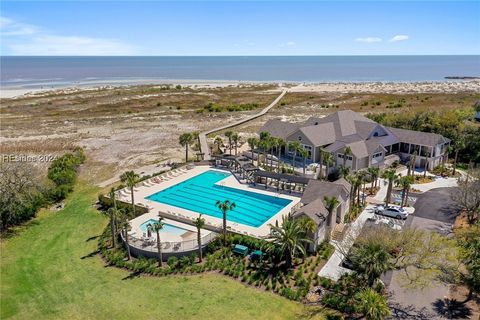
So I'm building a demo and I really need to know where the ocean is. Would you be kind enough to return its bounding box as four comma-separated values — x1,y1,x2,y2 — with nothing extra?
1,55,479,89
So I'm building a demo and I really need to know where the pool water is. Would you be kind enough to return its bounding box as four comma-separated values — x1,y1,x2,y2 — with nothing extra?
145,170,292,227
139,219,189,236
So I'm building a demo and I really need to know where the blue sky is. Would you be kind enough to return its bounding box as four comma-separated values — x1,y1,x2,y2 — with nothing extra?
1,1,479,55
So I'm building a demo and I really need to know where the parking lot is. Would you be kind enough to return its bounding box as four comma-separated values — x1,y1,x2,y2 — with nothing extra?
386,187,461,319
406,187,460,236
368,213,407,228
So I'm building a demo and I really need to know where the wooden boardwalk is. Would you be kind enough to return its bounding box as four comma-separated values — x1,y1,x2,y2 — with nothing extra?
198,89,287,160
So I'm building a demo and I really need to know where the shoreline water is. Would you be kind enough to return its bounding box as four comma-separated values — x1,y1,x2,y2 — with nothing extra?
1,78,480,99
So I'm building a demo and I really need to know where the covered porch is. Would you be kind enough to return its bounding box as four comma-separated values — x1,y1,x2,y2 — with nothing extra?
252,171,310,193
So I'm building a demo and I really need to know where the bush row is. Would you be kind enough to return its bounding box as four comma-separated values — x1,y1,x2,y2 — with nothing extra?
99,226,335,302
47,147,86,201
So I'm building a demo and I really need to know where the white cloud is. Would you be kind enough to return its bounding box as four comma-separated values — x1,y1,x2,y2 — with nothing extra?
9,35,136,55
355,37,382,43
390,35,409,42
1,16,136,55
279,41,296,47
0,16,39,36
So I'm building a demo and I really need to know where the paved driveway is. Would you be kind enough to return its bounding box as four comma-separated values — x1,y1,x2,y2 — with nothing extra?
388,187,461,319
404,187,460,236
412,187,460,224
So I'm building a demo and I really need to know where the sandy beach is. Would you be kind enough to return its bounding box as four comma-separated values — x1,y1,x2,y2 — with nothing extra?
2,78,479,99
2,81,479,184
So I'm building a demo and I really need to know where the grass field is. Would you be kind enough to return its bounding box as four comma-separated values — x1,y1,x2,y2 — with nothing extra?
0,182,320,320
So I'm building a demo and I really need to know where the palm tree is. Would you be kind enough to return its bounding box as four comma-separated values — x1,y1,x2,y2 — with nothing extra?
120,171,139,216
148,216,165,267
355,288,391,320
120,216,132,260
276,138,286,172
323,152,334,179
231,132,240,156
179,133,194,162
299,148,308,175
259,131,271,167
381,169,398,205
318,148,325,180
398,175,414,207
215,200,236,246
453,137,465,175
343,146,352,167
367,167,380,190
193,214,206,262
409,151,417,177
357,171,368,206
444,145,453,166
324,196,340,242
259,131,270,141
351,242,392,286
224,131,234,155
297,216,318,253
247,137,258,164
192,131,200,147
346,174,357,209
288,140,302,172
268,215,311,268
214,136,223,154
269,137,279,170
423,148,431,178
338,164,350,178
107,188,119,248
257,138,269,168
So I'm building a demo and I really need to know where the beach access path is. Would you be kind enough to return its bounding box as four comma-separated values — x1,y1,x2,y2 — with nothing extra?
199,89,287,160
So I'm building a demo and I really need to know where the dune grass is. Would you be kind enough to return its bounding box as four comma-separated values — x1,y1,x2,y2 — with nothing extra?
0,182,319,320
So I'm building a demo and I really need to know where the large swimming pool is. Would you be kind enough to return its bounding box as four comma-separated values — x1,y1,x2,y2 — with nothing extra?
145,170,292,227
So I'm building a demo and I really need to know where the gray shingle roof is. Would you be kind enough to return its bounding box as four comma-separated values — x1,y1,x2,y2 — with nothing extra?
333,177,352,191
260,110,449,155
301,180,349,205
387,127,450,148
292,198,328,225
259,119,300,140
298,123,336,146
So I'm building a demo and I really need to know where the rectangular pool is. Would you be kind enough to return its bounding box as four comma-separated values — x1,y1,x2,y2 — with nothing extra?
145,170,292,227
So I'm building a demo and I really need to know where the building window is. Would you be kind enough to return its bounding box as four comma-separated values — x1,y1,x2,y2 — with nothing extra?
338,154,352,161
303,145,312,159
298,136,302,141
373,152,382,159
373,132,379,137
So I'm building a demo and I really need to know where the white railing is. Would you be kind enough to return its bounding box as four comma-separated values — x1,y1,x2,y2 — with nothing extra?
125,231,218,253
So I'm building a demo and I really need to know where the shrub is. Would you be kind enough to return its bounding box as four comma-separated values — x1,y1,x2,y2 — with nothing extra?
167,256,178,268
47,148,85,202
280,287,298,300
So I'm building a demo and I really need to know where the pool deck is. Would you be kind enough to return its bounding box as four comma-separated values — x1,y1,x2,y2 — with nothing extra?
118,165,301,238
128,216,209,243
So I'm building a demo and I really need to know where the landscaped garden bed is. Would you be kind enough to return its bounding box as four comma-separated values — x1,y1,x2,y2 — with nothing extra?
98,227,334,302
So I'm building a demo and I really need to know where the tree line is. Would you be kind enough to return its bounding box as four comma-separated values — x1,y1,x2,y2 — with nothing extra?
0,147,86,232
366,107,480,164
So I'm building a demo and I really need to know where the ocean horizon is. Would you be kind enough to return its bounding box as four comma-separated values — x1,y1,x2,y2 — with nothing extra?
1,55,479,89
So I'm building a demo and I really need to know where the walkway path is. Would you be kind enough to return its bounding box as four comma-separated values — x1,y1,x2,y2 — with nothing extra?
319,168,458,281
199,90,287,160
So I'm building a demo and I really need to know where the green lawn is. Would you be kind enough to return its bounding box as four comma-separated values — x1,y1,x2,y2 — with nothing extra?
0,183,316,320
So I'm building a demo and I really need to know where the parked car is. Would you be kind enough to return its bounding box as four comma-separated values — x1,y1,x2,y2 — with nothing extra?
375,205,408,220
375,218,402,230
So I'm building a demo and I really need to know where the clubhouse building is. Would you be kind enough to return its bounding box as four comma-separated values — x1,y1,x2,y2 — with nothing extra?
260,110,450,173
